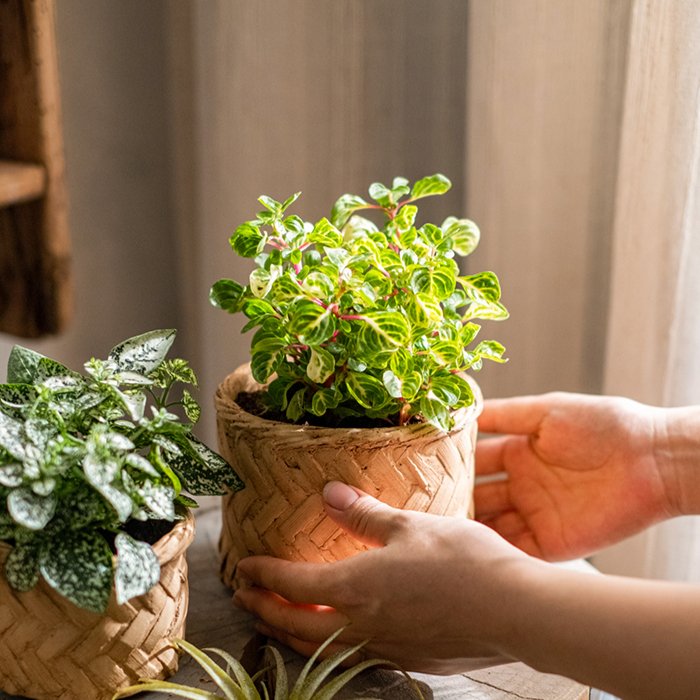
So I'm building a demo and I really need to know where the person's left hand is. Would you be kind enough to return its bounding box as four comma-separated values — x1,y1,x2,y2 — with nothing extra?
234,481,537,674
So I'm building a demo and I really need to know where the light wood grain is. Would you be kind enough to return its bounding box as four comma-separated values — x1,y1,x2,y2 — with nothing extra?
0,160,46,206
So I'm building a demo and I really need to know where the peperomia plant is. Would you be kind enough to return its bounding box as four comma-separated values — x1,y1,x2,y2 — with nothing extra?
211,174,508,432
0,329,242,612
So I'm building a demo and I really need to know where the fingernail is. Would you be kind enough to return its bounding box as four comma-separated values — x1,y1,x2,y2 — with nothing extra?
232,591,248,610
323,481,360,510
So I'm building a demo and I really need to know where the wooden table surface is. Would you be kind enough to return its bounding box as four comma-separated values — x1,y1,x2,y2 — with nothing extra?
1,500,590,700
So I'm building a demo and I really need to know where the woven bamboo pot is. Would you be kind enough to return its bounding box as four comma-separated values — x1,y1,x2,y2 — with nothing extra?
217,364,481,588
0,511,195,700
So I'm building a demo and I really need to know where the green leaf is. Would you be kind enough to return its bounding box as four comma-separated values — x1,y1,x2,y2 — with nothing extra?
139,481,176,520
182,390,202,423
109,329,176,375
474,339,507,363
0,412,25,460
418,223,444,247
0,462,23,487
172,437,243,495
210,279,247,313
345,372,387,410
368,181,393,207
7,488,56,530
285,387,307,422
357,311,410,352
306,347,335,384
409,264,456,300
394,204,417,232
419,395,453,432
309,387,342,416
258,194,281,213
288,300,336,346
410,173,452,200
249,268,274,298
330,193,370,229
5,542,40,592
83,454,134,522
39,530,113,612
309,218,343,248
174,639,249,700
0,384,36,418
382,370,403,399
114,532,161,604
35,357,81,383
250,348,282,384
230,222,265,258
443,217,480,256
6,346,46,384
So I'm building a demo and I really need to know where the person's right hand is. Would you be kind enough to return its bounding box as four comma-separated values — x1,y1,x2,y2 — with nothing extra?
474,392,674,561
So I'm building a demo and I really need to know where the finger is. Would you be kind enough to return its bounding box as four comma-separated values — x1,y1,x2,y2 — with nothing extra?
480,509,528,541
473,480,510,518
237,556,336,605
478,396,548,436
234,586,350,643
322,481,409,547
475,435,510,475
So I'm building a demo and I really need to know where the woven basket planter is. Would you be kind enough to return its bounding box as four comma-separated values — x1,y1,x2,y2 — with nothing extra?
0,510,195,700
217,364,481,588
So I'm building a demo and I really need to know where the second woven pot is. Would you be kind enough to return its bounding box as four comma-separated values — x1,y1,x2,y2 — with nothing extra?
217,364,481,588
0,511,195,700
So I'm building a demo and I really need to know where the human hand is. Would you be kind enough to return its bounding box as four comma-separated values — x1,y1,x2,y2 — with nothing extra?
235,481,535,674
475,392,673,560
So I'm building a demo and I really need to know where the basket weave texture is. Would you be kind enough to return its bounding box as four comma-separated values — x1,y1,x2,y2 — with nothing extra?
217,364,481,588
0,511,195,700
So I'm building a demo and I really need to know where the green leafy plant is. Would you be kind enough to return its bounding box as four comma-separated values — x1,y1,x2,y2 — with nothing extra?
211,174,508,432
112,629,423,700
0,329,242,612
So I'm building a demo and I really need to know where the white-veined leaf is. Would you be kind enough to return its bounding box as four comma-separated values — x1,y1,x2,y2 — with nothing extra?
114,532,161,604
109,329,176,375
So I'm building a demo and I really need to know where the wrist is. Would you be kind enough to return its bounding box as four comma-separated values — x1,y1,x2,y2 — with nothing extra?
654,405,700,515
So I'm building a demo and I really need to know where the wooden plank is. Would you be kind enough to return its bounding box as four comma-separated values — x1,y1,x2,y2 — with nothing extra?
0,0,72,337
0,160,45,206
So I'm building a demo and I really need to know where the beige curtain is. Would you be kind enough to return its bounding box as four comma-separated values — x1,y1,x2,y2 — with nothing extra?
593,0,700,581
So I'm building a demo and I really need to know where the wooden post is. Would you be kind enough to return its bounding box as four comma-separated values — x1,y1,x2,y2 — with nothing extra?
0,0,72,337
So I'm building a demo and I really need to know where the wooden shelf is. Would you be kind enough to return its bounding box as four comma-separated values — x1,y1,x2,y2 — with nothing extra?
0,160,46,207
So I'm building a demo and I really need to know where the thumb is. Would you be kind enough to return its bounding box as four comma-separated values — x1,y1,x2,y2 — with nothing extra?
323,481,407,548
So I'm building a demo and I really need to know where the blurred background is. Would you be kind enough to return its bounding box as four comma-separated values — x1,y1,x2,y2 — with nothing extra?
1,0,699,583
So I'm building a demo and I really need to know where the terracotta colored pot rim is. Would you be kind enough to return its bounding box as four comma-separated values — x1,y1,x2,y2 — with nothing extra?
216,363,483,437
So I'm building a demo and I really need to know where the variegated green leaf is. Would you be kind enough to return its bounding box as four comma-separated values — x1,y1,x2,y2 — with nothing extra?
210,278,247,313
309,387,341,416
0,384,37,418
288,300,336,346
5,542,40,592
357,311,410,353
0,412,27,461
6,346,46,384
306,347,335,384
114,532,161,604
39,530,113,613
230,222,265,258
182,390,202,423
443,217,480,256
109,329,176,375
345,372,387,410
419,394,453,432
7,488,56,530
309,218,343,248
410,173,452,200
0,462,23,487
330,193,370,229
172,437,243,495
